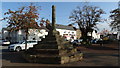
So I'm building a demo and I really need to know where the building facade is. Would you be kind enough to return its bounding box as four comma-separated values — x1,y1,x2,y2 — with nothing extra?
56,24,77,40
2,28,48,43
2,24,77,43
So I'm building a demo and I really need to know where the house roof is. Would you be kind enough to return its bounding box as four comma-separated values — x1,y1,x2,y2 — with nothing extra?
35,26,49,32
2,23,75,32
56,24,74,30
2,26,49,32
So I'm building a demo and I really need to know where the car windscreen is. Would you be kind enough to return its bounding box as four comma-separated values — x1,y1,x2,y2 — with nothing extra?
3,40,8,42
18,42,23,44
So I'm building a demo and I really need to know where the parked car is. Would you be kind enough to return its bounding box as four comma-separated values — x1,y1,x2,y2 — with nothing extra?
72,39,83,46
91,39,99,44
2,40,10,45
8,40,38,52
91,39,104,44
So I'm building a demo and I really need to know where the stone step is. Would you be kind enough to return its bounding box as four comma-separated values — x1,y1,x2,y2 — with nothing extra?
24,52,83,64
34,44,60,49
40,41,58,44
34,44,74,50
27,49,68,55
43,38,56,41
38,41,68,46
27,48,79,56
29,49,59,54
23,31,84,64
25,52,83,57
25,54,61,64
43,35,62,41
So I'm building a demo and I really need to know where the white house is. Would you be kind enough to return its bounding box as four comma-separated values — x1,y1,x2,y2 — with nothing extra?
2,28,9,41
92,31,100,39
87,30,100,39
2,24,77,43
56,24,77,40
28,29,48,41
2,27,48,43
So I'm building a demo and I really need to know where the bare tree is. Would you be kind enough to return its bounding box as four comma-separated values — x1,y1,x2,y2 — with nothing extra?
69,5,105,44
109,8,120,31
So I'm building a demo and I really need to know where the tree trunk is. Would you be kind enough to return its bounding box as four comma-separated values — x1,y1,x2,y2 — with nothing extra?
80,28,87,40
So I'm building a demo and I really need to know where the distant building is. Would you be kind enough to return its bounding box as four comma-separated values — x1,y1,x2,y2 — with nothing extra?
87,30,100,39
56,24,77,40
2,27,48,43
92,31,100,39
98,29,118,40
2,28,9,41
2,24,77,43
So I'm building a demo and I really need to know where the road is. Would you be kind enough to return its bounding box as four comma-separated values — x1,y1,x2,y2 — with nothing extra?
0,43,119,67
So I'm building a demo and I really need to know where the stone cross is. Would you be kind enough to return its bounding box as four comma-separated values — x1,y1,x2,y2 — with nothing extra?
52,5,56,30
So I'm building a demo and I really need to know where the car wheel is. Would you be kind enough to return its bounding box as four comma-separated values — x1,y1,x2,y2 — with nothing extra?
15,47,21,52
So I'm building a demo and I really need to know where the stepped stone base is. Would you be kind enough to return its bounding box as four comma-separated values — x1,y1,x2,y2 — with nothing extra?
23,53,83,64
23,30,83,64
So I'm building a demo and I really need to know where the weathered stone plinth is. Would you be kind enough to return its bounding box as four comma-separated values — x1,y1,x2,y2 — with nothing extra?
23,5,83,64
23,30,83,64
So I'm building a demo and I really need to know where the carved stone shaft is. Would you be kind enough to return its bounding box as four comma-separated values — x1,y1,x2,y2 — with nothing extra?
52,5,56,30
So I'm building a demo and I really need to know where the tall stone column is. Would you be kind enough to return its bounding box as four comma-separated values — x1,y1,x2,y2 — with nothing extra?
23,5,83,64
52,5,56,30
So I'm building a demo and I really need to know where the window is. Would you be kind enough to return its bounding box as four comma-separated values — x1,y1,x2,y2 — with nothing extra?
39,37,43,39
33,38,35,40
30,41,36,43
27,41,36,43
64,31,66,33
